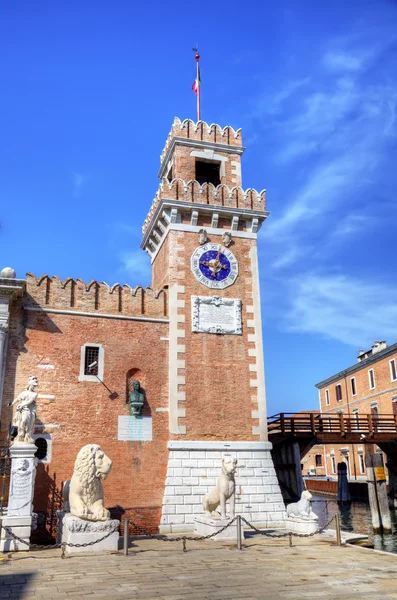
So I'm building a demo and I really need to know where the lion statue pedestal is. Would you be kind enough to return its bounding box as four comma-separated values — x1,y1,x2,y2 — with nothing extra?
285,490,319,535
59,444,120,553
194,458,246,541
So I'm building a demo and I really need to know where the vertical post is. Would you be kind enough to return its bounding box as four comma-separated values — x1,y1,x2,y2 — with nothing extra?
386,458,397,509
365,454,381,532
195,51,201,122
123,519,129,556
335,513,342,546
337,462,351,504
339,413,345,436
280,413,285,434
372,453,391,532
236,515,242,550
310,413,315,435
367,414,373,437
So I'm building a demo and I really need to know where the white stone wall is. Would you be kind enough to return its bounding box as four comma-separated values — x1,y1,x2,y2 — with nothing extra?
160,441,286,533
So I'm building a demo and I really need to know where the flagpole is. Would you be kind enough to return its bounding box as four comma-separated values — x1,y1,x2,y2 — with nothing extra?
195,50,201,121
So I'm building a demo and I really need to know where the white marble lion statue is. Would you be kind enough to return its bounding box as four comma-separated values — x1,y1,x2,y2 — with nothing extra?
286,490,318,521
65,444,113,521
203,457,238,520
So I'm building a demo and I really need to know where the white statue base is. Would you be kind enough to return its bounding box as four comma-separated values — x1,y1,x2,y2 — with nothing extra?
285,517,319,535
60,513,120,554
194,515,245,541
0,442,37,552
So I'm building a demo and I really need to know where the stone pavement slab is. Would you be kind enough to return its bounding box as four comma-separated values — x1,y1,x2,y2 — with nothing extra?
0,534,397,599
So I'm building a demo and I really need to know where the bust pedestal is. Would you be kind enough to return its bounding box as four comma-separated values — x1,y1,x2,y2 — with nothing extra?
194,515,245,541
60,513,120,553
0,443,37,552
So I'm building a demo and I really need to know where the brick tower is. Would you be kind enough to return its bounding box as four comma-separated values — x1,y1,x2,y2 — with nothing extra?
142,118,285,532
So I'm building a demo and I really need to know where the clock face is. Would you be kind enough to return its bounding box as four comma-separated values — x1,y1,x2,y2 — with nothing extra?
191,243,238,289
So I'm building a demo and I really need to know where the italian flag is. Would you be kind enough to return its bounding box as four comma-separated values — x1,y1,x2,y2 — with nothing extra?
192,66,201,95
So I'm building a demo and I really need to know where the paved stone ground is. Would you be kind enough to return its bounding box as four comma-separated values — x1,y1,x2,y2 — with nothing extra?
1,534,397,600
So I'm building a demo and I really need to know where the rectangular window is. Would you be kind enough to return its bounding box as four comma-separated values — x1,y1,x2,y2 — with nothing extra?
350,377,357,396
336,384,343,402
359,454,365,474
368,368,375,390
315,454,322,467
195,160,221,186
331,455,336,474
325,389,330,406
84,346,99,375
390,359,397,382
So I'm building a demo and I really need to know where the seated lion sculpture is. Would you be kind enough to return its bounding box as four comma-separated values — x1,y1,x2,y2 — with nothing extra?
64,444,113,522
203,457,238,520
286,489,318,521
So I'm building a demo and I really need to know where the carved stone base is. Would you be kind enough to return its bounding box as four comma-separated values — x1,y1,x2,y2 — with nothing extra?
194,515,245,541
285,516,319,534
60,513,120,553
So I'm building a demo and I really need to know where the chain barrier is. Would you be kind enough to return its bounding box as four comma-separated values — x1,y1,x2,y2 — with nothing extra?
1,513,339,558
126,516,238,552
239,515,336,539
0,522,120,559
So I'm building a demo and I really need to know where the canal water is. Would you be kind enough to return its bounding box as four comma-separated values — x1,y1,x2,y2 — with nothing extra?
313,494,397,553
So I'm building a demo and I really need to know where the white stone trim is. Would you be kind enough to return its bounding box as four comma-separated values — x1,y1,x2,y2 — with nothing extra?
248,246,268,440
168,441,273,450
25,306,169,323
168,284,186,435
150,224,257,264
78,343,104,382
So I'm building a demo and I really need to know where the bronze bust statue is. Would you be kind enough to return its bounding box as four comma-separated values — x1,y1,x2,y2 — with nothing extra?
129,380,144,415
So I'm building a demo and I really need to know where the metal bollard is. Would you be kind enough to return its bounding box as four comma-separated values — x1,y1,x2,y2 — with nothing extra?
289,532,292,547
123,519,129,556
335,513,341,547
237,515,242,550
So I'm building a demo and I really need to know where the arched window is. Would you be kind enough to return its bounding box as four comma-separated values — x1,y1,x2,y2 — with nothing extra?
34,437,48,461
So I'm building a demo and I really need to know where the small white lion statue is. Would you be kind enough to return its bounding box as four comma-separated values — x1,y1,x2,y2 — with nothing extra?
65,444,113,521
203,458,238,520
286,490,318,521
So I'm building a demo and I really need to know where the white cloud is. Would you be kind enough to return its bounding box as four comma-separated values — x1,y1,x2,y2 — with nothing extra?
323,51,366,72
120,250,151,283
72,172,89,197
285,273,397,347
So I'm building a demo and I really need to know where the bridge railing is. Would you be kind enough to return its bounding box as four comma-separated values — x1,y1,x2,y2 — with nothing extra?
267,412,397,437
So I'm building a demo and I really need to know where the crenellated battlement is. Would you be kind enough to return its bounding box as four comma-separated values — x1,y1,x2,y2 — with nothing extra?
160,117,243,164
142,178,266,235
25,273,168,318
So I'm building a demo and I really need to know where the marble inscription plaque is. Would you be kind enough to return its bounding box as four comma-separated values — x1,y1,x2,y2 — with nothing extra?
118,416,152,441
192,296,242,335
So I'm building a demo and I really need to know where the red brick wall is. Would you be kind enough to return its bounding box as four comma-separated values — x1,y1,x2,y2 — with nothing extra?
152,226,260,441
2,301,169,530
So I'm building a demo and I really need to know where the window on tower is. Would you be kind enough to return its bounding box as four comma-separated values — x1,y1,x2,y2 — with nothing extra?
195,159,221,186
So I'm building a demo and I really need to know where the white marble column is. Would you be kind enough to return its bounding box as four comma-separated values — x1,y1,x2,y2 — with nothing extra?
0,443,38,551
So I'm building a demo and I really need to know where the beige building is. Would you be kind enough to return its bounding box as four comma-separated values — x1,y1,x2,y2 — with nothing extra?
313,341,397,480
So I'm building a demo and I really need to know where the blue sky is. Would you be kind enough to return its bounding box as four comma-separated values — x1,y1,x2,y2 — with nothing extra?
1,1,397,415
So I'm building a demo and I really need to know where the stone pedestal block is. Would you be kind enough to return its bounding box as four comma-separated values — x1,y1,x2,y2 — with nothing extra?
285,517,319,535
194,515,245,541
0,442,37,552
61,513,120,554
0,515,32,551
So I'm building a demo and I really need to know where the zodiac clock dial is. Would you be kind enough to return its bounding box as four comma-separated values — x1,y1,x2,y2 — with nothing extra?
191,243,239,289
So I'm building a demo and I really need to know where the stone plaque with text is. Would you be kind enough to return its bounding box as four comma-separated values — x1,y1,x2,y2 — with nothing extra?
118,416,153,441
191,296,242,335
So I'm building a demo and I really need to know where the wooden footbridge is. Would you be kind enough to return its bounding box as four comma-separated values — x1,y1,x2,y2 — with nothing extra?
267,412,397,502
